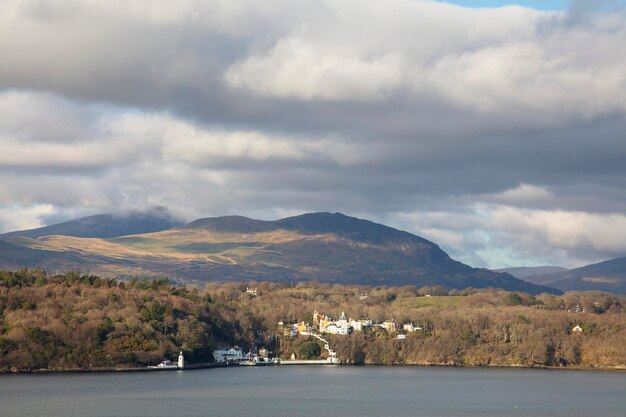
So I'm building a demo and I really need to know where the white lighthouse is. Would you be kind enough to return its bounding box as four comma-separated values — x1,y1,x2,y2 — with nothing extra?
177,351,184,369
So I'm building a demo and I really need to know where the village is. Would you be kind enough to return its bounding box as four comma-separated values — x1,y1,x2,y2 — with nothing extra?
167,309,588,369
279,310,424,340
211,310,427,366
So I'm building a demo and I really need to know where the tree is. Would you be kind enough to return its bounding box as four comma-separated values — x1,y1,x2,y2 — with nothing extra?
299,341,321,359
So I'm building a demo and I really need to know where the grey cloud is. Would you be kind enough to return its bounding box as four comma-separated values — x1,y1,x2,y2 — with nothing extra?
565,0,625,25
1,1,626,268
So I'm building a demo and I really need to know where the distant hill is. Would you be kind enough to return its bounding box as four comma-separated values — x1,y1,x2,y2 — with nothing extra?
0,211,559,294
525,257,626,294
0,207,183,240
495,266,568,281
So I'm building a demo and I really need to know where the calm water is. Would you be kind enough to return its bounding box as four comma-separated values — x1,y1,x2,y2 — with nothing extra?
0,366,625,417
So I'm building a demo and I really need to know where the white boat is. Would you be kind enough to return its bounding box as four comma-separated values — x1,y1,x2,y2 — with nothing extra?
239,354,259,366
148,351,184,369
148,359,178,369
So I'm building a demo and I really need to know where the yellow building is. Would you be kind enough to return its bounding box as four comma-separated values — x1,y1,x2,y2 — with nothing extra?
382,320,397,333
314,310,332,333
296,321,309,334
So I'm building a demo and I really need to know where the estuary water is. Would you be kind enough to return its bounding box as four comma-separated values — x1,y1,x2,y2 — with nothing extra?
0,366,625,417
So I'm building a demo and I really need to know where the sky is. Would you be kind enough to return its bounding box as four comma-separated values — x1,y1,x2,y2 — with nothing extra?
444,0,568,10
1,0,626,269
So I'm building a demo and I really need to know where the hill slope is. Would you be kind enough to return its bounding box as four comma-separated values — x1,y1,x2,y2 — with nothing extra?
527,257,626,294
0,212,558,294
0,207,182,240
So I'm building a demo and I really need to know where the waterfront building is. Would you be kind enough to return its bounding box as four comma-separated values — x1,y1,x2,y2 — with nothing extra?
213,347,244,363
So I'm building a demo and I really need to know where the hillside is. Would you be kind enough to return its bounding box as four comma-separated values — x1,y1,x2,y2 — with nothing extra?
0,212,558,294
526,257,626,294
0,271,239,371
1,271,625,372
0,207,182,240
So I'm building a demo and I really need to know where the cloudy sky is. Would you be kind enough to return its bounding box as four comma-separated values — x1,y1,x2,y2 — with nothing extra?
1,0,626,269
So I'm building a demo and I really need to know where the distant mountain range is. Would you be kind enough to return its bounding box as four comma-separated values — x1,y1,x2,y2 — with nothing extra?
495,266,568,280
497,261,626,294
0,210,558,294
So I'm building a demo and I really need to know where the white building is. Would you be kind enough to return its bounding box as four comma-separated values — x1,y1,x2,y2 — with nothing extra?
382,320,397,333
403,323,422,332
336,311,349,328
350,320,364,331
324,324,350,335
213,347,244,363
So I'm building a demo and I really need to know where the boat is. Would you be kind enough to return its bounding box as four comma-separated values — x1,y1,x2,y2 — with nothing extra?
239,354,259,366
148,351,184,369
239,356,282,366
148,359,178,369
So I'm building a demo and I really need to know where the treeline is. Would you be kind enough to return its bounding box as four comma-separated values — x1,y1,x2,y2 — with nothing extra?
1,270,625,371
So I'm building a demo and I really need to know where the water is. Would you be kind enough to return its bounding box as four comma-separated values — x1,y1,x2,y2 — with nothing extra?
0,366,625,417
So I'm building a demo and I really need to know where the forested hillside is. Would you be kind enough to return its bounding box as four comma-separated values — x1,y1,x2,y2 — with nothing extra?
0,270,246,371
207,282,626,368
1,270,625,372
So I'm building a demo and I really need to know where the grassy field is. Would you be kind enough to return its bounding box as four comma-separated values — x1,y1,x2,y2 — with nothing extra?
392,295,465,309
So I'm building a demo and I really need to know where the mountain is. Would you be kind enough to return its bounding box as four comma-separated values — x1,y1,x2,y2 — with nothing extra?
495,266,568,281
0,207,183,240
523,257,626,294
0,212,559,294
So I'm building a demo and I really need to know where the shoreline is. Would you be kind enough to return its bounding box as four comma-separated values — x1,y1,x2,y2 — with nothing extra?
0,362,231,375
2,362,624,375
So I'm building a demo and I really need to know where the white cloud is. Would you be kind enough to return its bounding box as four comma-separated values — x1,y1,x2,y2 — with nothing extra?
487,184,553,204
226,37,407,101
0,91,344,169
222,0,626,121
0,0,624,122
388,203,626,269
0,204,56,233
488,206,626,255
0,91,95,143
161,121,314,162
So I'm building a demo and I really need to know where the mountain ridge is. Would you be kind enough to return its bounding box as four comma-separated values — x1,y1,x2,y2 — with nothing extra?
0,207,183,241
495,266,568,281
0,211,559,294
523,257,626,294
